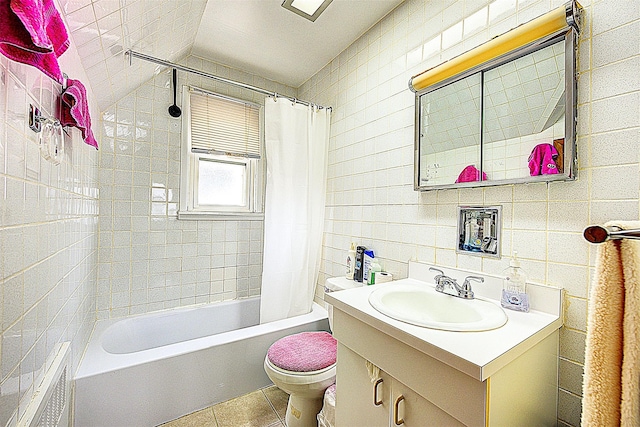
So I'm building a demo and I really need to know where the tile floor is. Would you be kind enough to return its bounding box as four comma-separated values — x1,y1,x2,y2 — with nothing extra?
158,386,289,427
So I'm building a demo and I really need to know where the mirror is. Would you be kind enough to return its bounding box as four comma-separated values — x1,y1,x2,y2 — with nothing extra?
482,41,566,181
419,73,482,186
413,11,579,191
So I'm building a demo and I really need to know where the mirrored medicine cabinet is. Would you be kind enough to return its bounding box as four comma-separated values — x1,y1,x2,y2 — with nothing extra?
411,1,582,191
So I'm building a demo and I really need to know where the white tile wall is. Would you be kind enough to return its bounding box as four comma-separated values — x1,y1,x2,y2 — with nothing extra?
0,34,99,427
60,0,208,110
96,55,297,319
299,1,640,425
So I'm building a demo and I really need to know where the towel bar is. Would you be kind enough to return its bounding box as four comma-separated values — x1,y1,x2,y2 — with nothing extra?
583,225,640,243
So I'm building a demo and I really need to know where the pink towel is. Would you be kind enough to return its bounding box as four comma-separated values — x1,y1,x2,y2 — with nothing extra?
0,0,69,81
528,143,559,176
455,165,487,183
60,79,98,150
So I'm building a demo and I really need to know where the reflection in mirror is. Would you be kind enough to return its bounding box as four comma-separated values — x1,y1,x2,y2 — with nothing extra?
482,41,565,180
419,73,482,186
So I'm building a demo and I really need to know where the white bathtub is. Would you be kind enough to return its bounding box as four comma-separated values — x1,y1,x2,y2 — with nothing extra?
74,297,330,427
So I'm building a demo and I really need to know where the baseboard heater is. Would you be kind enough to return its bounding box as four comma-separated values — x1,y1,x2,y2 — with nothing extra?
18,342,71,427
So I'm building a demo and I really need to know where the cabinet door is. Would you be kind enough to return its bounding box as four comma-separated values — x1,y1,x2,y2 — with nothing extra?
335,343,389,427
391,379,465,427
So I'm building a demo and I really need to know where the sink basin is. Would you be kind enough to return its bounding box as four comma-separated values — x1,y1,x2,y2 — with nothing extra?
368,283,507,332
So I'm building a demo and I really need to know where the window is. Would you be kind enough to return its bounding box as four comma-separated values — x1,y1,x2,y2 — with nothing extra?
179,87,263,219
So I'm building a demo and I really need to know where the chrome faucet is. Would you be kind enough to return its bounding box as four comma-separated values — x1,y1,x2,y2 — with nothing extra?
429,268,484,300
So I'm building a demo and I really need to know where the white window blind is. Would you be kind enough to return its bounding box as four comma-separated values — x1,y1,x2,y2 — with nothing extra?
189,88,261,158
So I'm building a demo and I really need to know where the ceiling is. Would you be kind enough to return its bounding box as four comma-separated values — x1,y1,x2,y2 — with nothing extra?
193,0,403,88
59,0,403,111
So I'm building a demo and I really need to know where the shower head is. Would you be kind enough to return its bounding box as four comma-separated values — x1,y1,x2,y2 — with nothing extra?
168,69,182,118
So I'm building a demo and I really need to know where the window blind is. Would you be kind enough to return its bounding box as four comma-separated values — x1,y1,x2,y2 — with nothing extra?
190,89,261,158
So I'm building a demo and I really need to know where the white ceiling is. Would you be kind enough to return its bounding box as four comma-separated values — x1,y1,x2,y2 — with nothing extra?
59,0,403,111
193,0,404,88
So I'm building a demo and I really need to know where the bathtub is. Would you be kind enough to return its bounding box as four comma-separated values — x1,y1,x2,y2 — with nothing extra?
74,297,330,427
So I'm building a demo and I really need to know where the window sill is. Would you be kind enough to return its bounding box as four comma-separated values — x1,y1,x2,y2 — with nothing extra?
177,210,264,221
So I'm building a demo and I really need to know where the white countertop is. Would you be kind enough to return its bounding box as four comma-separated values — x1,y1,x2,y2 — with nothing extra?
326,273,563,381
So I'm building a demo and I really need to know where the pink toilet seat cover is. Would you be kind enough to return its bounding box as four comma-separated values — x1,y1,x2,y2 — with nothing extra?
267,331,337,372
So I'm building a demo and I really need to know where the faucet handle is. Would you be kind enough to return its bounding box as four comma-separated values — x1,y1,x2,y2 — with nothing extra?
463,276,484,288
463,276,484,286
429,267,445,278
429,267,445,285
464,275,484,283
461,276,484,299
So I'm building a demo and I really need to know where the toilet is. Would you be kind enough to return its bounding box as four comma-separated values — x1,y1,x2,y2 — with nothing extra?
264,277,362,427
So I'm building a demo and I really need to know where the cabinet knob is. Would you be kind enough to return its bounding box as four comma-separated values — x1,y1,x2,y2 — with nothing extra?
394,395,405,425
373,378,383,406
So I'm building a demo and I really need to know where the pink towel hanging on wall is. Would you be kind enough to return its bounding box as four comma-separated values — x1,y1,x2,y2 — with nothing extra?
0,0,69,82
60,78,98,150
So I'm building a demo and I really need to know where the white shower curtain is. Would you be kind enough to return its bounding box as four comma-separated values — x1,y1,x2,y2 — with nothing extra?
260,97,330,324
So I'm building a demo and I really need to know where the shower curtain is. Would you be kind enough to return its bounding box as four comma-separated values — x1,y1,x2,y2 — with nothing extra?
260,97,330,324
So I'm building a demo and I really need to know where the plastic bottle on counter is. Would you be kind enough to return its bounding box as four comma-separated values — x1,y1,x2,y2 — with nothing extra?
363,249,375,283
367,262,382,285
346,243,356,280
354,245,366,282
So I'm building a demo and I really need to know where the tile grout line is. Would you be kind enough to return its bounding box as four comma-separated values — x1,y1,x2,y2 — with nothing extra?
262,386,288,426
261,387,284,425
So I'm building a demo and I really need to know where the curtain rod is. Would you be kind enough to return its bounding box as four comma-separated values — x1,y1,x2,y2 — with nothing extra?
583,225,640,244
125,50,331,111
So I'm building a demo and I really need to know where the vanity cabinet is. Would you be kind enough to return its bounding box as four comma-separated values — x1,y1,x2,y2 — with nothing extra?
335,343,387,427
337,343,462,426
332,308,559,426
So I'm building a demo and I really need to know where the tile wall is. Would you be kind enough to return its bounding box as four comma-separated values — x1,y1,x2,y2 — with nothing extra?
0,40,99,425
96,55,297,319
299,0,640,425
59,0,207,110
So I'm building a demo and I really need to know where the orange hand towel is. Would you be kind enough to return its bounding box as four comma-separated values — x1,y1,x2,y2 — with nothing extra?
582,220,640,427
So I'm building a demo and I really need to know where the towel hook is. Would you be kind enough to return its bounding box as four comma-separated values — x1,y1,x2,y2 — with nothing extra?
28,104,59,133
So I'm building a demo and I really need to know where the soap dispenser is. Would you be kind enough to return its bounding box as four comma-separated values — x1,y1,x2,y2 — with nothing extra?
501,252,530,312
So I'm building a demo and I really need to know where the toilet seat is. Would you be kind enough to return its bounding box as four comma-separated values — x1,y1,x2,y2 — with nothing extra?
266,331,337,372
266,358,335,376
265,357,336,386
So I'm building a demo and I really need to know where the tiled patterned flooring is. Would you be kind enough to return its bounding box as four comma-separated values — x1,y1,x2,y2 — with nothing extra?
159,386,289,427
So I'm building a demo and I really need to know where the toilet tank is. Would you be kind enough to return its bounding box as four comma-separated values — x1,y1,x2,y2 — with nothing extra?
324,277,363,331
